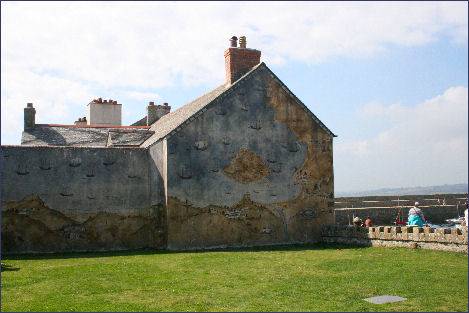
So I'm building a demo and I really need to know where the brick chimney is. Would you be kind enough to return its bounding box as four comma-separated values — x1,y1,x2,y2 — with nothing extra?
147,102,171,125
224,36,261,85
24,103,36,129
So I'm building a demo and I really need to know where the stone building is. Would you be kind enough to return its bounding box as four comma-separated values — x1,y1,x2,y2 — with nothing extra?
1,36,336,253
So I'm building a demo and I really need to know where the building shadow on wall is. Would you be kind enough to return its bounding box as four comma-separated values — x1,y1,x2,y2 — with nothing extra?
2,243,361,261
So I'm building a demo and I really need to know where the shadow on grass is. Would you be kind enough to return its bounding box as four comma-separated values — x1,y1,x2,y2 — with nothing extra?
2,243,366,261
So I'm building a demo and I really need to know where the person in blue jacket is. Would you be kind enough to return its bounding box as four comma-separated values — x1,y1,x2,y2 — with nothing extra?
407,201,427,227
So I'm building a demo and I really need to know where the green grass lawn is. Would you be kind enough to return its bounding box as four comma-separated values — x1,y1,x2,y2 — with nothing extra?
1,244,468,312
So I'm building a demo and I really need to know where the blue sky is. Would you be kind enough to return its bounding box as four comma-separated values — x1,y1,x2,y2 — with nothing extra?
277,37,468,139
1,1,467,193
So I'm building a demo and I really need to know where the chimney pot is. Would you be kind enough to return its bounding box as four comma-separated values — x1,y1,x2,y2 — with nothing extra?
27,102,34,108
149,101,155,106
230,36,238,48
239,36,246,48
224,37,261,84
74,116,88,126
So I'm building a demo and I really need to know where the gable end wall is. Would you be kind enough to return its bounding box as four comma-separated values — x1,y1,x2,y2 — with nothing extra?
165,66,334,249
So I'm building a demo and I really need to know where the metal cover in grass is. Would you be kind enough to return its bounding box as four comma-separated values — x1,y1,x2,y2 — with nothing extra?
364,295,407,304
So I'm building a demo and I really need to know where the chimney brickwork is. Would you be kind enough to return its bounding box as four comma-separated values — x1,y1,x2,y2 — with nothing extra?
147,102,171,125
224,36,261,85
24,103,36,129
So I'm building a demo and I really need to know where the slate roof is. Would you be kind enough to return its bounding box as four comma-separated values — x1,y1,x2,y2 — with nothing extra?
141,84,228,147
22,125,153,147
141,62,336,147
108,129,154,146
21,62,335,149
131,116,147,126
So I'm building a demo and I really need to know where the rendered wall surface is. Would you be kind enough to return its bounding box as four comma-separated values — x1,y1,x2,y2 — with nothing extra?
1,145,165,253
148,140,167,206
165,67,334,249
87,102,122,126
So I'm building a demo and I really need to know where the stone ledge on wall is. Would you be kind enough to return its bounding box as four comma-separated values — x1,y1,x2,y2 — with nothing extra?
321,225,468,253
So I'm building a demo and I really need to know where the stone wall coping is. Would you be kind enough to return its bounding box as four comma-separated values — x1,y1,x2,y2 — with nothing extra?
1,145,145,150
335,205,458,210
321,225,468,245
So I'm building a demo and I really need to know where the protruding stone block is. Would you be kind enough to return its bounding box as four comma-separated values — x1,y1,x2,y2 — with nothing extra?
384,226,392,240
435,228,446,243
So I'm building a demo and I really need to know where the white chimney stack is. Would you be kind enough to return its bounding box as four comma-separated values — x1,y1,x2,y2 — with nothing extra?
86,98,122,126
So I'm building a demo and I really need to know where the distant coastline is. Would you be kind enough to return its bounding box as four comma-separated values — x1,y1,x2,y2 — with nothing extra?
336,183,468,197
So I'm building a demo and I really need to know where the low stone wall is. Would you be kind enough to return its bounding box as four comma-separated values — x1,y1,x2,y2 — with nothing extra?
321,225,468,253
335,193,468,208
334,205,463,225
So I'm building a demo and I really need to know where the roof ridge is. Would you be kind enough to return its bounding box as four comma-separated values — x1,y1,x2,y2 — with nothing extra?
141,63,266,148
149,83,227,128
141,61,335,148
37,124,151,129
154,62,266,129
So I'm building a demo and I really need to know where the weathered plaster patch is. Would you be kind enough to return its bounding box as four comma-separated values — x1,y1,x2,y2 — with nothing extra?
2,195,166,253
266,78,333,205
167,193,286,249
261,76,335,241
223,148,270,183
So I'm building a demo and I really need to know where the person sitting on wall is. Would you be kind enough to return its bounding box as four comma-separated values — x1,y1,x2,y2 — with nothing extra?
407,202,427,227
364,216,373,227
352,216,362,227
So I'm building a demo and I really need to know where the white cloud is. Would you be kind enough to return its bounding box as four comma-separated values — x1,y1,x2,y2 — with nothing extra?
1,1,467,145
2,1,467,88
335,86,468,192
1,66,94,144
